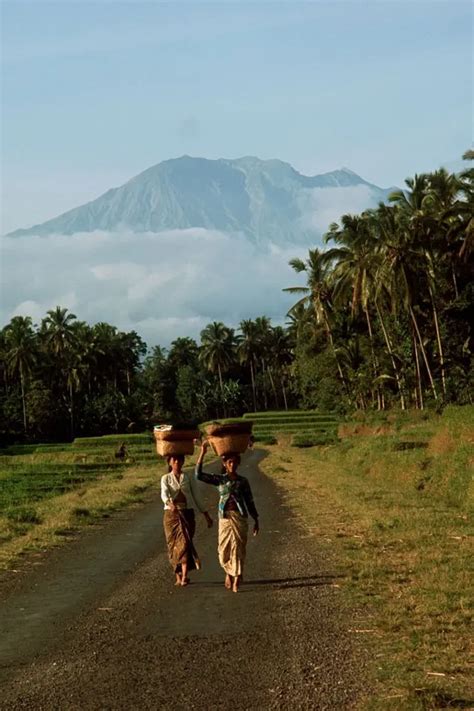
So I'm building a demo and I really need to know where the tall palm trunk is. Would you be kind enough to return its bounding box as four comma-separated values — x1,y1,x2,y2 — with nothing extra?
249,359,257,412
260,358,269,410
412,326,424,410
428,284,447,397
217,362,226,418
365,305,382,409
451,264,459,299
267,367,279,408
375,301,406,410
321,308,349,396
20,366,27,434
281,376,288,410
409,307,438,401
69,380,75,439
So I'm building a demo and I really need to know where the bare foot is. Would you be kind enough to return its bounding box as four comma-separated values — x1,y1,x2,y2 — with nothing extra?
232,575,241,593
180,578,189,587
225,574,233,590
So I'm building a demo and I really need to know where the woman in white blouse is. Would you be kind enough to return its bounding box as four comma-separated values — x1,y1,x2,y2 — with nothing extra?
161,454,213,586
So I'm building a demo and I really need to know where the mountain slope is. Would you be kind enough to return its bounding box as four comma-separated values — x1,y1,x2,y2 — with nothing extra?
7,156,395,244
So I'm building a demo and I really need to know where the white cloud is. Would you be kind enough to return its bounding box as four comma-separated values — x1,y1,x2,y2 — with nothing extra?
0,230,306,346
300,185,376,234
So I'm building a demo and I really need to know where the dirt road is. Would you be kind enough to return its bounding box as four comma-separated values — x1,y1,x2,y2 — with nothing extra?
0,450,366,710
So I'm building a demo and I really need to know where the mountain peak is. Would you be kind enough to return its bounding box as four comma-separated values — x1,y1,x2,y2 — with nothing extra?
6,156,393,241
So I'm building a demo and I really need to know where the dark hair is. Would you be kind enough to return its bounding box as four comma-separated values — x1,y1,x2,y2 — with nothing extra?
166,454,185,472
221,452,241,465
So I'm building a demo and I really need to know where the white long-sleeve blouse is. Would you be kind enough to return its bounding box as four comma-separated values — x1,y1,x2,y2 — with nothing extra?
160,470,207,513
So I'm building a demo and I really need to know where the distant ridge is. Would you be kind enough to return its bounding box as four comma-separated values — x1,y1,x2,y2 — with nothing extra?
6,156,395,244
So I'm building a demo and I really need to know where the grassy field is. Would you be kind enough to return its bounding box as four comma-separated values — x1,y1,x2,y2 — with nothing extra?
260,405,473,709
243,409,340,445
2,407,472,708
0,434,198,568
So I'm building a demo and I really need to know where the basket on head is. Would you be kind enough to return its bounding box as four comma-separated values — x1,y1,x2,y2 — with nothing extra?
203,421,253,456
153,426,200,442
207,433,251,456
155,439,195,457
204,421,253,437
153,425,200,457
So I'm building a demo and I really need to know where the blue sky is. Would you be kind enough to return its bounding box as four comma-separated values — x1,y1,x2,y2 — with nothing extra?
1,0,472,233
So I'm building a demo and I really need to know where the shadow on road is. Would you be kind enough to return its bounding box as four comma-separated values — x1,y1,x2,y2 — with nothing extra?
194,573,343,592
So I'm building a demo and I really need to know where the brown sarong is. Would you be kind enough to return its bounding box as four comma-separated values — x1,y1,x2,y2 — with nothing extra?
218,511,248,576
163,508,200,573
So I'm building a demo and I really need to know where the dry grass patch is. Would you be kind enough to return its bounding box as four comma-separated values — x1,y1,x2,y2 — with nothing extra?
0,464,157,568
259,406,473,710
0,449,201,569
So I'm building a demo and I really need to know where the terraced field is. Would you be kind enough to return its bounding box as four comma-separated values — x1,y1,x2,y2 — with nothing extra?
0,434,158,556
243,410,340,446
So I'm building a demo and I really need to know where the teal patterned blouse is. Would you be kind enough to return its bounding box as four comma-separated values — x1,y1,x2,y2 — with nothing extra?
195,463,259,521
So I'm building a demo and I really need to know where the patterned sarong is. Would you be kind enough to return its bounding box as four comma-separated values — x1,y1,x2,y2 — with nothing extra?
218,511,248,576
163,508,200,573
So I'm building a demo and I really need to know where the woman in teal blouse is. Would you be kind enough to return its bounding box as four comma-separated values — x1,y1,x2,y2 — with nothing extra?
196,441,259,592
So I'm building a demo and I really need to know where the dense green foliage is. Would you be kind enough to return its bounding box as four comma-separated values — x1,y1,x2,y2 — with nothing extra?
1,159,472,442
286,161,473,413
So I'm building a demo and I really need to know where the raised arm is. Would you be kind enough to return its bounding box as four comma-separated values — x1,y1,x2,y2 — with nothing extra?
195,441,223,486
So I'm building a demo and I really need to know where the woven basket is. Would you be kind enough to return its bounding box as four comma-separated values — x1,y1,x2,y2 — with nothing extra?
204,421,253,437
155,440,195,457
207,432,251,456
154,427,199,442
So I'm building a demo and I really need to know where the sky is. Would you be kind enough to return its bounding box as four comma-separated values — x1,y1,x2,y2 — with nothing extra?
1,0,472,346
2,0,472,234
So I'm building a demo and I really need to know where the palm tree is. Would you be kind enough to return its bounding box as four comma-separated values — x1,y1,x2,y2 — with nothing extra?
324,212,385,408
269,325,293,410
167,337,199,370
199,322,236,414
375,201,438,402
4,316,37,433
118,331,146,395
253,316,276,408
42,306,77,356
389,176,446,398
92,322,120,391
443,164,474,275
237,319,259,412
285,301,315,345
284,248,348,393
42,306,79,436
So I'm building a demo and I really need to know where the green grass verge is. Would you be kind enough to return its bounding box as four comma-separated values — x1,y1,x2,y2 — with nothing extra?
262,404,474,709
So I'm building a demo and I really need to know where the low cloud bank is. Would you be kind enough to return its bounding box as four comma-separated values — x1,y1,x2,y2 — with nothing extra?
300,184,376,233
1,229,307,346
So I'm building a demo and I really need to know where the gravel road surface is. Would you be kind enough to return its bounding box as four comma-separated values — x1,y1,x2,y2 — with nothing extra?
0,450,367,710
